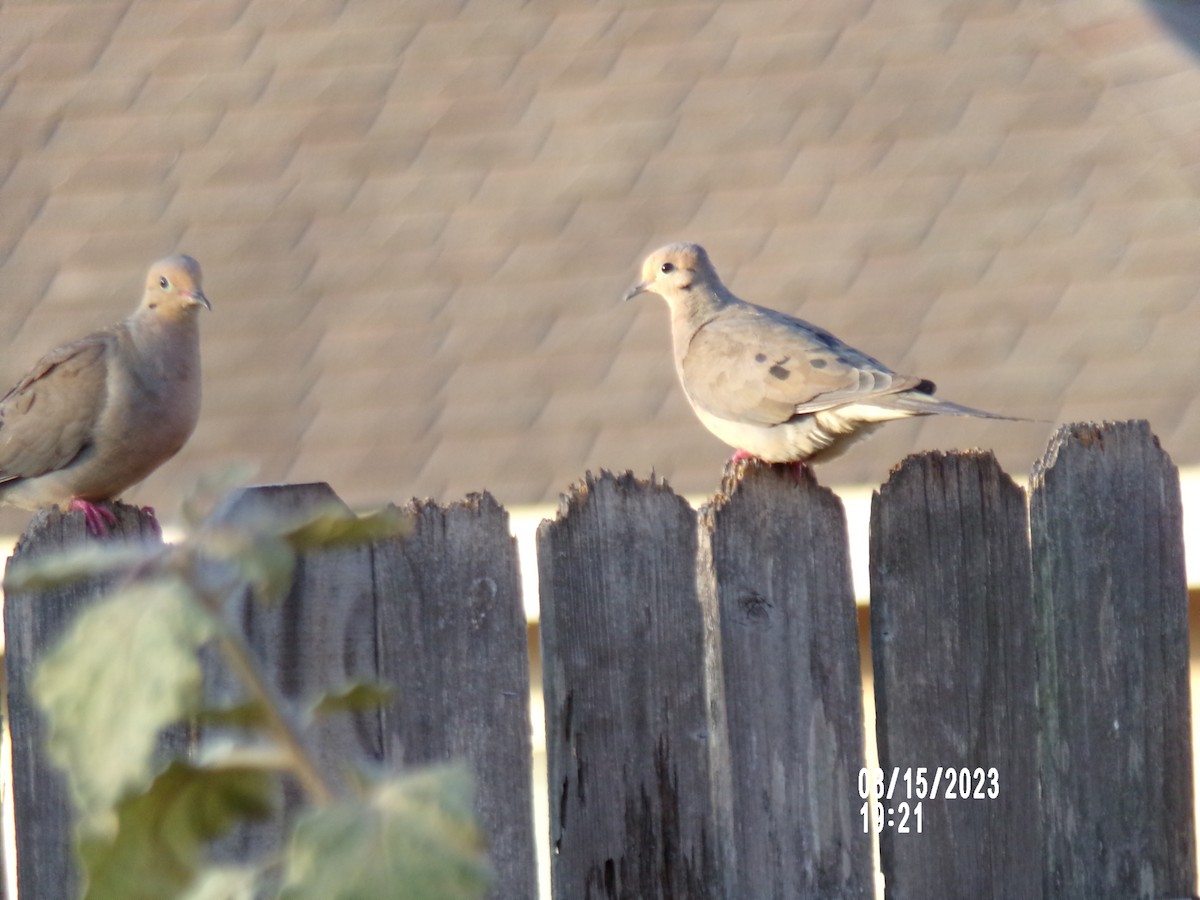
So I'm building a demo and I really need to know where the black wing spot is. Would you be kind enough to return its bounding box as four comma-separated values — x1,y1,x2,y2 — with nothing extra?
811,359,828,369
760,354,791,380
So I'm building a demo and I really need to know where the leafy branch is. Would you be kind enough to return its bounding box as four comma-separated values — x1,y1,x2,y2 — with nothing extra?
7,488,493,900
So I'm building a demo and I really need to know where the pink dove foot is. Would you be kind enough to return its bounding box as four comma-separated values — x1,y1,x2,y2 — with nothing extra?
68,498,119,537
728,450,809,482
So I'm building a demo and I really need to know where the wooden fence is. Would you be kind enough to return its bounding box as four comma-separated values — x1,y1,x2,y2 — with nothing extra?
3,419,1196,899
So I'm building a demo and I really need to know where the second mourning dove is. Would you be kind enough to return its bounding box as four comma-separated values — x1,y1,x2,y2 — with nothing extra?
625,242,1018,466
0,256,210,535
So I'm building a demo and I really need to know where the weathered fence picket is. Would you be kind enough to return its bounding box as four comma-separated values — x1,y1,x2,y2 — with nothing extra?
204,483,381,867
537,472,720,899
4,504,161,899
375,492,536,899
870,451,1040,899
1,419,1196,899
701,463,871,898
1031,422,1195,898
206,483,537,900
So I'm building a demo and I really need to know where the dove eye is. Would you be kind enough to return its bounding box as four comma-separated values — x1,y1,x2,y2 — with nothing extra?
660,262,675,274
159,276,170,289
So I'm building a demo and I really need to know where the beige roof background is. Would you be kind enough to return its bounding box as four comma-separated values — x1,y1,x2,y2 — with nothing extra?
2,0,1200,528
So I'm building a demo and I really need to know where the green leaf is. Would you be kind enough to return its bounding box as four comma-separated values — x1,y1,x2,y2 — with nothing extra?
309,682,395,721
280,505,411,551
193,506,408,607
4,541,165,592
279,765,491,900
32,577,214,833
195,528,297,606
80,761,273,900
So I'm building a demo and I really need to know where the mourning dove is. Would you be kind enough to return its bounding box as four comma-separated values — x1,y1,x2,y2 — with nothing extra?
0,255,210,534
624,242,1018,466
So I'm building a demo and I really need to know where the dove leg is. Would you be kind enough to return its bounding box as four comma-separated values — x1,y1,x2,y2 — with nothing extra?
730,449,756,463
67,498,119,537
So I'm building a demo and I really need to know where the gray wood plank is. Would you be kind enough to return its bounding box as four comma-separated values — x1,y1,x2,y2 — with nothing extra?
373,492,537,900
1031,421,1195,898
701,461,871,899
538,471,721,899
3,504,161,900
870,451,1040,900
204,483,380,862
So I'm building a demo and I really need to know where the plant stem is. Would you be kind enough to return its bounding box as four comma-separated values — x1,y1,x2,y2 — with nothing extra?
212,621,337,805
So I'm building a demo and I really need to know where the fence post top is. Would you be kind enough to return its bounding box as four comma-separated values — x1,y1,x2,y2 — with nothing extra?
874,449,1015,500
1031,420,1169,487
10,501,159,562
406,490,507,523
702,458,840,518
540,469,690,529
207,482,348,525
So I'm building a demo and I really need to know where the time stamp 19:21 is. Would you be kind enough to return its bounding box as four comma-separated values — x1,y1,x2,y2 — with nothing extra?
858,767,1000,834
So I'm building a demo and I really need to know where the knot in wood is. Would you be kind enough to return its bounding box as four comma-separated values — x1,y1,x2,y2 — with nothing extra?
737,591,773,626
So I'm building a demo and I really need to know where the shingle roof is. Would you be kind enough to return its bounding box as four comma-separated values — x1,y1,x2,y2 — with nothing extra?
2,0,1199,525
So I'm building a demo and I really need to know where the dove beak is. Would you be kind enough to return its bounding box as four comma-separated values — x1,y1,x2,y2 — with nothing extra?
623,279,651,302
187,290,212,311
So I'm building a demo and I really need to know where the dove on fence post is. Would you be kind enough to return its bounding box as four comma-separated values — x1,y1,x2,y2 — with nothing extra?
0,256,210,534
625,242,1020,467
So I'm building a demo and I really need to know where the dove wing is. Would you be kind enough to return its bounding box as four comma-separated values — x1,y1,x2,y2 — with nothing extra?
0,336,111,482
680,306,926,426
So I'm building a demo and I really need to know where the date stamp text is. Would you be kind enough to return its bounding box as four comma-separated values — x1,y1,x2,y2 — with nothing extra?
857,767,1000,833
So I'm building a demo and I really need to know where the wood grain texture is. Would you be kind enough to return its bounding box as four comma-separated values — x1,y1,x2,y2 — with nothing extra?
374,491,537,900
870,451,1040,900
538,471,721,899
3,503,160,900
1031,421,1195,899
701,460,871,899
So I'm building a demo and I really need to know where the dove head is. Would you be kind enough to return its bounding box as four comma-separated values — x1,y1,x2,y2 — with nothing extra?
623,243,731,315
142,255,211,319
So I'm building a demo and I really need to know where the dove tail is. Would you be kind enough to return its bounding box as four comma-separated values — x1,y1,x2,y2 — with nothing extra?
883,388,1025,421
